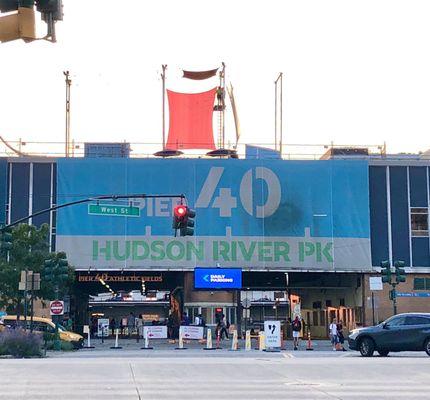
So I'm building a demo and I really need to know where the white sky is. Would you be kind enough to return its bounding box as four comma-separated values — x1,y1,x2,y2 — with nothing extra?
1,0,430,156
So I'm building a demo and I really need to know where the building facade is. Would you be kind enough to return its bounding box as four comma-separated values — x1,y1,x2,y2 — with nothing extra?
2,155,429,336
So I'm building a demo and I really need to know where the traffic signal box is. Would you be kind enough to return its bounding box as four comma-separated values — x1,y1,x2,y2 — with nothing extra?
172,205,196,237
394,260,406,284
43,254,69,284
380,260,392,284
0,226,13,256
380,259,407,314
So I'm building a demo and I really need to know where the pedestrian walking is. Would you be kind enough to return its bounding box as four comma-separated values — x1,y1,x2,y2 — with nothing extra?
137,314,144,339
337,320,347,351
109,317,117,337
91,316,98,338
219,314,229,340
120,317,126,336
127,312,135,338
181,312,190,326
329,318,338,351
292,315,302,350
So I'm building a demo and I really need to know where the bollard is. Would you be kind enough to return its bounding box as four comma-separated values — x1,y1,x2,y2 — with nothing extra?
306,330,314,351
245,330,251,351
175,330,187,350
83,330,95,349
141,328,154,350
110,328,122,349
203,328,216,350
216,330,221,349
229,329,239,351
258,331,266,351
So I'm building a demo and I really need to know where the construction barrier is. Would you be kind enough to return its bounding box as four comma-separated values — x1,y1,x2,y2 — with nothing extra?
306,331,314,351
82,325,95,349
229,330,239,351
141,329,154,350
175,330,187,350
257,331,266,351
216,330,221,349
110,329,122,349
245,330,251,351
203,328,216,350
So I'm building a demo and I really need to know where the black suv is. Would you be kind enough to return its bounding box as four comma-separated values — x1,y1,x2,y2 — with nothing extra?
348,313,430,357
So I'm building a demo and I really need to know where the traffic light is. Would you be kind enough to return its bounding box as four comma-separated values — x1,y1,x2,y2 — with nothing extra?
56,253,69,282
43,254,69,283
43,258,55,282
380,260,392,284
35,0,62,21
180,207,195,236
172,205,187,230
394,260,406,283
172,205,196,236
0,227,13,253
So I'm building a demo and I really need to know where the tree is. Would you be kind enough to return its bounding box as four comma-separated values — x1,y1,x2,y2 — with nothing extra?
0,223,74,313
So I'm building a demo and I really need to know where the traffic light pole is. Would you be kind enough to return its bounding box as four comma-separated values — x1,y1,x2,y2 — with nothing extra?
381,260,405,316
54,285,61,351
391,283,398,315
0,193,186,231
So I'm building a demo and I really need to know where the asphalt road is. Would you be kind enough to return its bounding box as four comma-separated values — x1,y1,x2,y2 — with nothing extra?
0,349,429,399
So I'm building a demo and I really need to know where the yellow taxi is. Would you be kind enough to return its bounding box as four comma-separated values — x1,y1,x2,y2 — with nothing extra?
1,315,84,349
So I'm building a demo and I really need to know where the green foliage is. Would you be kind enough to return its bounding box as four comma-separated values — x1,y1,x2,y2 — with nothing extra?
0,223,75,312
43,332,55,342
60,340,74,351
0,328,43,358
43,338,74,351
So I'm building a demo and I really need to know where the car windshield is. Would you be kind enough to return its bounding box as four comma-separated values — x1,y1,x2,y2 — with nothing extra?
383,315,398,325
383,315,407,326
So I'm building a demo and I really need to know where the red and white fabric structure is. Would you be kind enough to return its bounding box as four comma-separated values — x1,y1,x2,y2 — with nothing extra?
166,88,217,150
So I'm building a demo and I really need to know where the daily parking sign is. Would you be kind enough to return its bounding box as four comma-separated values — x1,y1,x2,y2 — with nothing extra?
264,321,281,348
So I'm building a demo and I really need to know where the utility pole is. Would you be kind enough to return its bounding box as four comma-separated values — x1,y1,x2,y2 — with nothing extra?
274,72,283,154
64,71,72,157
161,65,167,150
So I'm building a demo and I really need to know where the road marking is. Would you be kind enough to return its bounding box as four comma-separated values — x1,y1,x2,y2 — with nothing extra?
282,352,294,358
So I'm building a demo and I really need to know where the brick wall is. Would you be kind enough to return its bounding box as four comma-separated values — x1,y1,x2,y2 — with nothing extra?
363,273,430,326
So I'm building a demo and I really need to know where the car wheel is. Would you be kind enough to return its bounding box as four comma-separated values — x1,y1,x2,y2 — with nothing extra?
377,350,389,357
425,338,430,357
359,338,375,357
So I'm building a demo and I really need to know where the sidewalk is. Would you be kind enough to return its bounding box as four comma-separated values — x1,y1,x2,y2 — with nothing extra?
79,337,335,351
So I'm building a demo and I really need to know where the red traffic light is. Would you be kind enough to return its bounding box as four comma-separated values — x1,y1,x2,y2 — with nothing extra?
174,205,187,218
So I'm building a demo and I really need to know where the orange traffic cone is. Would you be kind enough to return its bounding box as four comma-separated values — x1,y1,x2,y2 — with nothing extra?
306,330,314,351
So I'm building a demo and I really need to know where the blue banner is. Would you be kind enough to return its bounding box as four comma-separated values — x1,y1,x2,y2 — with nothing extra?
194,267,242,289
56,158,371,270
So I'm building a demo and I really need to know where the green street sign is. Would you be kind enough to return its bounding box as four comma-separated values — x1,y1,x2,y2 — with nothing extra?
88,204,140,217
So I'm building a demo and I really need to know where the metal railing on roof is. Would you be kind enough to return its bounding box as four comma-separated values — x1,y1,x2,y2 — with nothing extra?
0,138,395,160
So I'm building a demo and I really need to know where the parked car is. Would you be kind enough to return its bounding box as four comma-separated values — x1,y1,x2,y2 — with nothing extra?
348,313,430,357
1,316,84,349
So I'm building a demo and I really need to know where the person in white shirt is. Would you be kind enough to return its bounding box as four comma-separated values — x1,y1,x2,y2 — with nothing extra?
329,318,338,351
